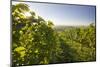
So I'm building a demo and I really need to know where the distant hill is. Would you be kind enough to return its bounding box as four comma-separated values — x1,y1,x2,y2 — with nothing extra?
54,25,89,31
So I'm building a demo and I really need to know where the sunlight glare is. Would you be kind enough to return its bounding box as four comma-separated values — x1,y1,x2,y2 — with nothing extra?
24,12,31,17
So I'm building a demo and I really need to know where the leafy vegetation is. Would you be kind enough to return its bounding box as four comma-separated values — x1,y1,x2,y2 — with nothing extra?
12,3,96,67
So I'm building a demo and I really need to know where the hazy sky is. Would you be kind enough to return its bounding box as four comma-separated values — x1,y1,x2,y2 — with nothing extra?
12,1,96,26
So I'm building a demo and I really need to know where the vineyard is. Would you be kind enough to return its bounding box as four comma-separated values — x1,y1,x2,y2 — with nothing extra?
12,3,96,66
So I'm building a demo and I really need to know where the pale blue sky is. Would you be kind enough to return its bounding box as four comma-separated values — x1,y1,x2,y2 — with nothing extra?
12,1,96,26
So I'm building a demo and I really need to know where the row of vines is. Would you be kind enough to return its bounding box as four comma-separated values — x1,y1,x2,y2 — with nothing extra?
12,3,96,67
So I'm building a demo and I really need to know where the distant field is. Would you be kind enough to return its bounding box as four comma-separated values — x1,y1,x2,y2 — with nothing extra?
54,25,89,31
